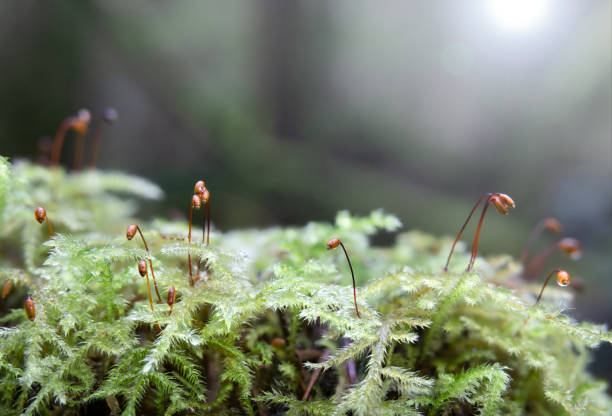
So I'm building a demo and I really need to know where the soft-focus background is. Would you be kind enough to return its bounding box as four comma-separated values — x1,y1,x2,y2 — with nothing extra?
1,0,610,385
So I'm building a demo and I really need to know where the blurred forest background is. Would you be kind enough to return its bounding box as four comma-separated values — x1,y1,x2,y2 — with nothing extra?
0,1,610,386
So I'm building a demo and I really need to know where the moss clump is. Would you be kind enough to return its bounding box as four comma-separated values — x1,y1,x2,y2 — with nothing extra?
0,157,610,415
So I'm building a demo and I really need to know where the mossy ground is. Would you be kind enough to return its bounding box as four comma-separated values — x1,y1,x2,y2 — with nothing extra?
0,157,610,415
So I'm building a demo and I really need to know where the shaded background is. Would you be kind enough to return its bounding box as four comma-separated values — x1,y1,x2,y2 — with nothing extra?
1,0,610,386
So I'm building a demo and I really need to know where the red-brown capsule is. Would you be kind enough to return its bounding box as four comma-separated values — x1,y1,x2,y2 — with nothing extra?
490,195,509,215
497,193,515,209
194,180,206,195
35,206,46,224
25,295,36,321
544,218,562,234
558,237,582,260
72,108,91,134
270,338,286,348
556,270,570,287
1,280,12,299
138,260,147,277
200,188,210,204
192,194,201,209
326,238,340,250
126,224,138,240
167,285,176,307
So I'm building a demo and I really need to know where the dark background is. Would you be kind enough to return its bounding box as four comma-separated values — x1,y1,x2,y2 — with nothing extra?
1,1,610,386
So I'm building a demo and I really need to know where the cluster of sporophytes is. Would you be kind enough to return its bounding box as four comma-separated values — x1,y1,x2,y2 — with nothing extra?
1,153,611,416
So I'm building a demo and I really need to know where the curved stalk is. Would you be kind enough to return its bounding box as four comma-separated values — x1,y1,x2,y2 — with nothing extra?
443,193,491,271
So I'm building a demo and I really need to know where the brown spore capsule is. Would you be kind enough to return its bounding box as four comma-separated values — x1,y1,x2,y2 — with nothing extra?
138,260,147,277
201,188,210,204
2,280,13,299
194,180,206,195
34,206,54,236
490,195,509,215
72,108,91,134
25,295,36,321
556,270,571,287
167,285,176,315
544,218,562,234
270,338,286,348
497,193,515,209
126,224,138,240
558,237,582,260
192,194,201,209
326,238,340,250
167,285,176,307
35,206,46,224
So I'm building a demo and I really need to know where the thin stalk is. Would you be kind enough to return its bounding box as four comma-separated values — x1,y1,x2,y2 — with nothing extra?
50,119,73,166
443,193,491,271
135,226,162,303
202,200,207,245
88,123,105,168
188,201,195,286
72,129,87,170
206,197,210,246
46,216,55,237
520,269,565,330
35,206,54,236
339,241,360,318
534,269,562,305
301,349,331,401
519,219,548,265
144,269,154,312
521,241,557,280
467,200,492,271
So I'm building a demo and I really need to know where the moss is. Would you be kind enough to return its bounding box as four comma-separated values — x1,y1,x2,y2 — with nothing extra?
0,157,610,415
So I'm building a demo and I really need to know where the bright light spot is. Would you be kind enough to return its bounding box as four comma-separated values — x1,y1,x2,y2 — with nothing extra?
487,0,550,32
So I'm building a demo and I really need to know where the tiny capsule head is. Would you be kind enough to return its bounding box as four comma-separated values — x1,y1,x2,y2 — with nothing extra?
77,108,92,123
191,194,201,209
327,238,341,250
200,188,210,204
490,195,509,215
556,270,570,287
104,108,118,123
558,237,582,260
167,285,176,307
138,260,147,277
194,180,206,195
126,224,138,240
544,218,562,234
497,193,515,209
72,109,92,133
34,206,46,223
25,295,36,321
2,280,13,299
270,338,286,348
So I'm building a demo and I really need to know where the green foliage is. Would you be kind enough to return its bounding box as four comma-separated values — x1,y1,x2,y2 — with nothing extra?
0,157,611,415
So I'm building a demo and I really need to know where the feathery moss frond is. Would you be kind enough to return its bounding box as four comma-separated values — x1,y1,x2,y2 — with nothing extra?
0,159,610,415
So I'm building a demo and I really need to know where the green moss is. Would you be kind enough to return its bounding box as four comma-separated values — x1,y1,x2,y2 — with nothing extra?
0,157,610,415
